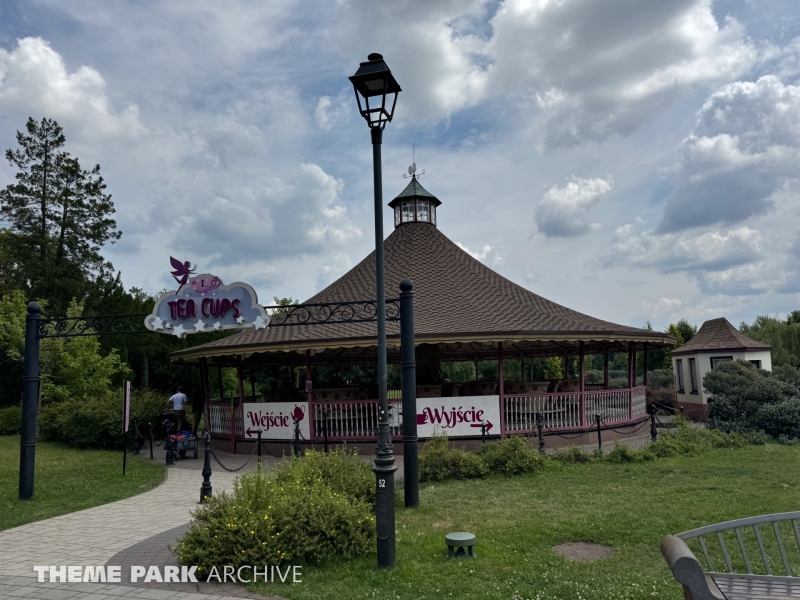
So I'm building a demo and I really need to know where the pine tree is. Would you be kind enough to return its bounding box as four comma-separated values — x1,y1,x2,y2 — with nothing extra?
0,118,121,313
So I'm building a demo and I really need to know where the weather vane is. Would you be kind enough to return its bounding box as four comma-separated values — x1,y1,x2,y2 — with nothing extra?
403,143,425,179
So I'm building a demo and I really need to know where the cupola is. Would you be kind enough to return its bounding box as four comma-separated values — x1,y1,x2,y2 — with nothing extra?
387,165,441,229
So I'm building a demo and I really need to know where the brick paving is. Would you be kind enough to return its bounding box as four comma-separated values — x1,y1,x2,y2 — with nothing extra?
0,448,288,600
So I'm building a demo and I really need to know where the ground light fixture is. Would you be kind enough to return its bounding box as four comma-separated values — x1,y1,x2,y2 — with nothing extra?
349,53,401,569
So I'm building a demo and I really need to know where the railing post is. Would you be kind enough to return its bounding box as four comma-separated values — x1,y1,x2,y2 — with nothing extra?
257,429,262,464
293,417,301,457
648,404,657,441
200,431,212,503
19,302,42,501
399,279,419,509
148,422,154,460
579,341,585,427
323,408,329,453
536,412,545,454
498,342,505,436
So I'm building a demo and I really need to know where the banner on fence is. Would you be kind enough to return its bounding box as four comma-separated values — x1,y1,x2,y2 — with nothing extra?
415,395,500,438
242,402,311,440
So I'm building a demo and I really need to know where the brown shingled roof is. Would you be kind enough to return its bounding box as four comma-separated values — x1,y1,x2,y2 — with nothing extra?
172,220,675,363
671,317,771,355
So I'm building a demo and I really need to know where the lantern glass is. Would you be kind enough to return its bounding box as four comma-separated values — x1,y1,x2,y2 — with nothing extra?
416,199,429,222
401,199,414,222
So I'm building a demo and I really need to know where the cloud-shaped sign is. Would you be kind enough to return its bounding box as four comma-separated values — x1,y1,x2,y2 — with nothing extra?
145,274,270,337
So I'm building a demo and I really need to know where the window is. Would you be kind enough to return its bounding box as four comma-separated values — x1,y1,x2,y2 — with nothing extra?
689,358,698,393
676,359,685,393
401,199,415,222
431,204,436,225
416,198,430,222
394,206,401,227
710,356,733,369
749,360,762,369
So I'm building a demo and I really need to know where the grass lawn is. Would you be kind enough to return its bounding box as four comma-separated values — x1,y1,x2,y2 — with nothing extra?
254,443,800,600
0,435,165,531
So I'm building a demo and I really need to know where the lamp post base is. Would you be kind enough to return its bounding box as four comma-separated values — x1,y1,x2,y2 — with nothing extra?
373,449,397,569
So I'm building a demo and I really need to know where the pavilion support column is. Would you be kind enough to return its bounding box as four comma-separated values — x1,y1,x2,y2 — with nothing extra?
250,368,256,400
498,342,505,436
579,341,585,427
603,349,609,390
627,342,634,420
305,350,315,440
235,355,245,454
217,364,223,400
643,343,648,388
200,358,210,436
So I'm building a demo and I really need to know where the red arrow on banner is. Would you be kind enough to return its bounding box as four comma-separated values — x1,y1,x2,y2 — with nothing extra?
470,421,493,432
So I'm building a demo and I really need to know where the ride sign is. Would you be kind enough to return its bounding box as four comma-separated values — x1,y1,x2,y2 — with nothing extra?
414,396,500,438
144,257,270,338
242,402,311,441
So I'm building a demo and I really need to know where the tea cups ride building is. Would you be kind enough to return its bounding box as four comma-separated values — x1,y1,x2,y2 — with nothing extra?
171,176,677,453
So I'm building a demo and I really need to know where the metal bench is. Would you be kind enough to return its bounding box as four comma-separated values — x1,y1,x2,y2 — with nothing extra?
661,512,800,599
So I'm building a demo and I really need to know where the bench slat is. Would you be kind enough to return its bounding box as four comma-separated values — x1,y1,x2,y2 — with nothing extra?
735,527,753,574
699,535,715,573
774,521,793,576
717,531,734,573
755,524,772,576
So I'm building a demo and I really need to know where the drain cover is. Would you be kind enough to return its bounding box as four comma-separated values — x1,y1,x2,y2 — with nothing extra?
552,542,614,561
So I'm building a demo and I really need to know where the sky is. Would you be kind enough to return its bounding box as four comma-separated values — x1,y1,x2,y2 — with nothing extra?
0,0,799,331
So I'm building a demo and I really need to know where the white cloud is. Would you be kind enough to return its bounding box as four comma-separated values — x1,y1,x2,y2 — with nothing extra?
658,75,800,232
455,241,503,266
534,176,612,237
641,297,682,315
315,93,352,131
0,37,145,143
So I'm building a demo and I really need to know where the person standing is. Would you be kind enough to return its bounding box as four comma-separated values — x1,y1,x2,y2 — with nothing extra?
168,386,187,433
190,386,205,437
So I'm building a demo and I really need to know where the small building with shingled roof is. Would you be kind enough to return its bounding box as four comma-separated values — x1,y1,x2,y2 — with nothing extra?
671,317,772,419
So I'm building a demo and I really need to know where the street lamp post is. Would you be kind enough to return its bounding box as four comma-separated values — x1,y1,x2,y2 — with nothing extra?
349,53,402,569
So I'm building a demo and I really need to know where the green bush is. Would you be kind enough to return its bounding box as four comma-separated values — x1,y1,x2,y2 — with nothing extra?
418,434,488,482
552,446,593,463
275,448,374,505
39,389,167,449
605,442,652,463
477,436,542,475
175,462,374,574
646,420,747,458
0,405,22,435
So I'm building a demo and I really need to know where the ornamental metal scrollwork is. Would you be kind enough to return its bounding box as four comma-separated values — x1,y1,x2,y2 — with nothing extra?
38,314,150,339
268,299,400,327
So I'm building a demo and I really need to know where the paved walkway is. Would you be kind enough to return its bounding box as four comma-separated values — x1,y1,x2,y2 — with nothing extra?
0,447,286,600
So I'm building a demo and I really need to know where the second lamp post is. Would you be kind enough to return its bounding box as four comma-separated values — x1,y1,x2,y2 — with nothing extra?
349,53,402,569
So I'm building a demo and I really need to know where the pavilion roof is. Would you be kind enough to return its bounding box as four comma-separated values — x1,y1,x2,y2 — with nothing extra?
671,318,771,355
172,220,676,364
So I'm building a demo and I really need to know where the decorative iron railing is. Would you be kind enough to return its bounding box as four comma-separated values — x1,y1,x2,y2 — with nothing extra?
268,299,400,326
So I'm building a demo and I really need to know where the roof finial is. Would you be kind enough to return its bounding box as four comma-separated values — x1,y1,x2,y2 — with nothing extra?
404,143,425,179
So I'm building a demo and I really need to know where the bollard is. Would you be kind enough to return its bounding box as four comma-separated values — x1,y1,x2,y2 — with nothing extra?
679,406,685,416
148,422,154,460
131,417,142,456
648,405,658,441
257,429,262,465
323,409,329,454
480,421,487,444
293,417,301,457
595,413,602,453
200,431,212,503
163,418,175,466
536,412,545,454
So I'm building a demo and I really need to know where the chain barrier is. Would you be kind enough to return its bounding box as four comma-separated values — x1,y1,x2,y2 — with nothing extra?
599,417,651,436
542,425,590,440
208,440,258,473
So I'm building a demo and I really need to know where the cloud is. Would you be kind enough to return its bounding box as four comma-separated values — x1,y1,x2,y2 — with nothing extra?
657,75,800,232
455,241,503,266
0,37,145,143
171,163,361,265
534,176,612,237
335,0,760,146
641,297,682,315
602,224,762,274
314,93,352,131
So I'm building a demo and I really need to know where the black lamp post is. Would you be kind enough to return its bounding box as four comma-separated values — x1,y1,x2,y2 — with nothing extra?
349,53,401,569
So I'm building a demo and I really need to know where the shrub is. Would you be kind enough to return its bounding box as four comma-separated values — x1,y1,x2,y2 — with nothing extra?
418,434,488,482
605,442,652,463
703,360,764,398
552,446,593,464
646,420,747,458
275,448,374,505
39,389,167,449
175,468,374,574
647,369,675,391
0,405,22,435
477,436,542,475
